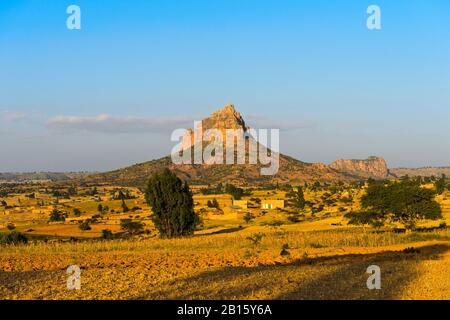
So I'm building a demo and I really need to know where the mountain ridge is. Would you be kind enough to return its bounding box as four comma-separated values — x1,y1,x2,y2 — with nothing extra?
82,105,358,186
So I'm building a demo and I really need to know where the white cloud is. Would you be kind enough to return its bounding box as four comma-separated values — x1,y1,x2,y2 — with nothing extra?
0,111,27,122
46,114,196,134
44,113,317,134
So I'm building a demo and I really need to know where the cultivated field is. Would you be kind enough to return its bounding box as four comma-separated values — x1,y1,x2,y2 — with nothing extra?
0,183,449,300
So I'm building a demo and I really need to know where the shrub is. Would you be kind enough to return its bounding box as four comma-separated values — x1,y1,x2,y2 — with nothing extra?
246,233,264,246
341,196,353,204
280,243,290,256
243,212,255,224
79,220,92,231
121,200,129,213
0,231,28,245
287,214,300,223
6,223,16,231
250,197,262,204
101,229,114,239
120,219,144,235
207,198,220,209
265,220,284,227
49,208,66,222
311,205,324,215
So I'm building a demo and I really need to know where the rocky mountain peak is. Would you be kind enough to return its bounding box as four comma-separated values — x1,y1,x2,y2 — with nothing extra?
181,104,249,150
202,104,248,132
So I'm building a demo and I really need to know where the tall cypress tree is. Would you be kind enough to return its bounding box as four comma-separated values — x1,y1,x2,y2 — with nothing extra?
145,169,199,238
291,187,306,209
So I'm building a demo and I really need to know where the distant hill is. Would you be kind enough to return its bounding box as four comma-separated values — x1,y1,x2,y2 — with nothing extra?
83,154,357,187
83,105,357,187
390,167,450,178
0,172,91,182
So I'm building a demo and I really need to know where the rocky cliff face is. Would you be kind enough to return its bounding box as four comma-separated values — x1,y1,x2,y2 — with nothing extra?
181,104,249,150
329,156,389,179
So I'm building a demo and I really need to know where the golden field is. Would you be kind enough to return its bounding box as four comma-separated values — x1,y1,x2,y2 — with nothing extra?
0,184,449,300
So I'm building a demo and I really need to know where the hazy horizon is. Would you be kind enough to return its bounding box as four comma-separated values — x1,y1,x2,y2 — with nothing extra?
1,0,450,172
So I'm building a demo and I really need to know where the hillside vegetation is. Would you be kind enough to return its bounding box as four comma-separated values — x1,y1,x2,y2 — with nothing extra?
0,176,449,299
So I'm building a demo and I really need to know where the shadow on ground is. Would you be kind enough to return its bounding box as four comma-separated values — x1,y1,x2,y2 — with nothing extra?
198,226,245,236
0,269,64,299
136,244,449,300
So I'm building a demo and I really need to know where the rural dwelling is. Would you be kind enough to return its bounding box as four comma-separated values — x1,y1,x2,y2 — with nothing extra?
261,200,285,209
232,200,248,209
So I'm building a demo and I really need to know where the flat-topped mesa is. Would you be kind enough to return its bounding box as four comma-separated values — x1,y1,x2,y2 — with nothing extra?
181,104,249,150
329,156,389,179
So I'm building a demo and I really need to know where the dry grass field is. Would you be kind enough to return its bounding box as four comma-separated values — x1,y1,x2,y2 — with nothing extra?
0,184,449,300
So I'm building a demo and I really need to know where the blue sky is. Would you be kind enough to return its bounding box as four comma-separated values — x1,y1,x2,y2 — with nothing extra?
1,0,450,171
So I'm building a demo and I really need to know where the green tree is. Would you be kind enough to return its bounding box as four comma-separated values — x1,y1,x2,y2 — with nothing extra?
346,180,442,230
73,208,81,216
289,187,306,209
225,184,244,200
79,220,91,231
145,169,199,238
435,175,447,195
207,198,220,208
68,186,77,196
97,204,104,213
121,199,129,213
243,212,255,224
49,208,66,222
